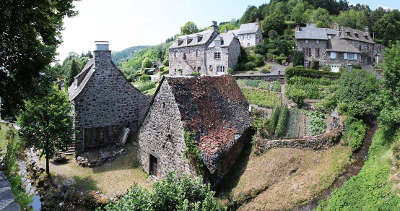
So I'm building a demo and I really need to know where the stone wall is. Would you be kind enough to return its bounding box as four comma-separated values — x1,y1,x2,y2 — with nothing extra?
254,128,342,155
137,80,194,177
237,31,262,48
72,50,150,152
169,46,207,76
206,46,229,76
296,39,330,67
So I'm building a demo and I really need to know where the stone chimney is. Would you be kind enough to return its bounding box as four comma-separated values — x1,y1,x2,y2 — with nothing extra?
212,21,218,33
94,41,111,60
365,26,369,33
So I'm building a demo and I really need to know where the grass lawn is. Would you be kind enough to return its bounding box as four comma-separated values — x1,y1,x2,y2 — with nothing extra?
42,143,150,196
241,88,281,108
217,143,352,210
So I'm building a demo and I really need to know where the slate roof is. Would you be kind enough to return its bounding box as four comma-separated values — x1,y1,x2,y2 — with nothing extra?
169,29,216,49
208,31,239,48
68,59,95,100
166,75,252,174
327,37,360,53
295,25,330,40
237,22,260,34
338,27,374,44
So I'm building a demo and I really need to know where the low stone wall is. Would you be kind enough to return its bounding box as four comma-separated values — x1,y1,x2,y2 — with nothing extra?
254,128,342,155
232,74,285,82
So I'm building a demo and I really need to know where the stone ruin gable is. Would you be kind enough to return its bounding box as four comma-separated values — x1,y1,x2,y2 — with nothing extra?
137,78,194,177
167,75,253,182
296,39,329,66
169,45,207,76
70,50,150,150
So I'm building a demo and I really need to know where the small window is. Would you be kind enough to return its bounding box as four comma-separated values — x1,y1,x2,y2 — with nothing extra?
174,52,176,58
183,53,187,60
209,65,213,71
346,32,351,36
214,52,221,59
197,36,203,42
178,39,183,46
187,38,193,44
221,40,224,45
330,52,337,59
365,35,369,40
315,48,320,58
355,33,359,38
196,50,199,57
162,102,165,108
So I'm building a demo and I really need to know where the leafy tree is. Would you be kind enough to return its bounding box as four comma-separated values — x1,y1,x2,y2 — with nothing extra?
142,57,153,70
293,51,304,66
65,60,80,87
104,172,223,211
0,0,77,117
180,21,199,35
336,69,380,118
336,9,368,30
304,0,349,15
374,10,400,46
240,5,260,24
261,13,286,37
290,1,311,25
309,8,333,28
17,87,74,175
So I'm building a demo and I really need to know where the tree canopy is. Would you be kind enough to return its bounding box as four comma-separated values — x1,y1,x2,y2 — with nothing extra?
181,21,199,35
0,0,77,117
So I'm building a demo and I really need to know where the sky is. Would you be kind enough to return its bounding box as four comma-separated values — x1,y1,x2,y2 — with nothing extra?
57,0,400,62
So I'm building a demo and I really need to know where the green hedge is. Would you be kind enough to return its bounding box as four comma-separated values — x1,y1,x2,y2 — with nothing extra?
344,118,367,152
268,107,281,134
285,66,340,79
275,105,289,137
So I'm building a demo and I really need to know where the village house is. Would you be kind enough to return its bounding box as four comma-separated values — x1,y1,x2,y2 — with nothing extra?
68,41,150,153
137,75,253,184
295,23,384,72
230,19,263,48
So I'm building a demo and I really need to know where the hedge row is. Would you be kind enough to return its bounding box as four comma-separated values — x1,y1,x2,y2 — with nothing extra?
285,66,341,79
267,106,281,134
275,105,289,137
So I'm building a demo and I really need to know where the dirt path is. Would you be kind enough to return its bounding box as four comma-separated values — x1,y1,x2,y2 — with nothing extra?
291,120,377,211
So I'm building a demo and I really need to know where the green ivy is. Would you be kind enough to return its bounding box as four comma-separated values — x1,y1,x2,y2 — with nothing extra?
184,130,207,177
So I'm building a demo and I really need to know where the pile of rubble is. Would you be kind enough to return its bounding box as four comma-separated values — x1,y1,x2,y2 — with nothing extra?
76,146,126,167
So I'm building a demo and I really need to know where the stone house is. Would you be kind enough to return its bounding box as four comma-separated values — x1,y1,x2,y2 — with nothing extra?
295,24,384,71
137,75,252,184
230,20,263,48
68,41,150,153
169,21,241,76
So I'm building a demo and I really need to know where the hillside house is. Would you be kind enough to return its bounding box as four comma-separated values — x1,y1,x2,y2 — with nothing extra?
230,20,263,48
169,21,241,76
137,75,253,184
295,24,384,72
68,41,150,153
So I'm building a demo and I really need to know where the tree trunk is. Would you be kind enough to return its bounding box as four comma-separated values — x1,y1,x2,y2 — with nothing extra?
45,155,50,176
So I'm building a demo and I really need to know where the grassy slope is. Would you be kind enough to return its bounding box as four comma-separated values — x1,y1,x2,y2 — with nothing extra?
318,128,400,210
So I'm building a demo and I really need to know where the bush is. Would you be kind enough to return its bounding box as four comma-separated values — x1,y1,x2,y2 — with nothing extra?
344,117,367,152
315,93,337,113
293,51,304,67
260,64,272,73
275,105,289,137
285,66,340,79
272,81,281,92
307,111,326,136
104,172,223,211
136,81,156,92
253,54,265,67
286,87,306,106
190,72,201,77
244,61,256,70
268,107,281,134
138,74,151,82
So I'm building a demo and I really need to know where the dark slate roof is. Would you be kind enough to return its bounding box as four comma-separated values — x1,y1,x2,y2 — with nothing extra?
68,59,95,100
338,27,374,44
295,24,330,40
208,31,238,48
237,22,260,34
327,37,360,53
166,75,252,174
170,29,216,49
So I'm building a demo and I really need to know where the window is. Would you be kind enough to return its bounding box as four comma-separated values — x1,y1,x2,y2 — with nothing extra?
197,36,203,42
183,53,187,60
330,52,337,59
355,33,359,38
209,65,213,71
306,48,312,57
214,52,221,59
315,48,320,58
178,39,183,46
196,50,199,57
221,40,224,45
216,66,225,73
187,38,193,44
359,45,362,51
346,32,351,36
365,36,369,40
174,52,176,58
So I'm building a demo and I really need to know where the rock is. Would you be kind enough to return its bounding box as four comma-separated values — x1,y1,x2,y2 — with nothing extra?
288,167,298,175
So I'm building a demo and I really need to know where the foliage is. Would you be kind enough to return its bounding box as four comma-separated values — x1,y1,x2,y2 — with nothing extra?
261,13,286,36
315,93,337,113
218,19,240,33
17,86,74,175
268,106,281,135
308,8,333,28
240,6,260,24
135,81,156,93
181,21,199,35
0,0,77,117
336,69,381,118
184,130,206,176
272,81,281,92
307,111,326,136
374,10,400,46
317,128,400,210
343,117,367,152
65,60,80,87
285,66,340,79
275,105,289,137
141,57,153,70
190,72,201,77
260,64,271,73
290,0,312,25
293,51,304,67
287,87,306,106
104,172,222,211
241,88,280,108
112,46,149,64
336,9,368,30
2,127,33,208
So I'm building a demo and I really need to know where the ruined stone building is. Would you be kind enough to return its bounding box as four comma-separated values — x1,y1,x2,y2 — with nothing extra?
137,75,252,184
295,24,384,72
68,41,150,153
169,21,242,76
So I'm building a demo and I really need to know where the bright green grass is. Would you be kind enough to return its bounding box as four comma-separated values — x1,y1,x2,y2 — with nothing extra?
317,128,400,210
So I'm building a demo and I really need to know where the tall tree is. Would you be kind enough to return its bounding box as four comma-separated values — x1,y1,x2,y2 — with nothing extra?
261,13,286,37
65,60,80,87
336,9,368,30
0,0,77,117
180,21,199,35
18,86,74,175
374,10,400,46
240,5,260,24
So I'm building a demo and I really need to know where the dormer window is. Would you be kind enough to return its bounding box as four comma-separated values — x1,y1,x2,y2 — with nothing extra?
221,40,224,45
365,36,369,40
187,37,193,44
178,39,183,46
197,36,203,42
355,33,359,38
183,53,187,60
346,32,351,36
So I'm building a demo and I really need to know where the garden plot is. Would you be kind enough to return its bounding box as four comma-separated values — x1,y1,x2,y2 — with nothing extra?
237,79,281,92
241,88,281,108
285,109,305,138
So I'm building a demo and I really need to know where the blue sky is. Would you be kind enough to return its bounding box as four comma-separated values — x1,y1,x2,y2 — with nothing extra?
57,0,400,61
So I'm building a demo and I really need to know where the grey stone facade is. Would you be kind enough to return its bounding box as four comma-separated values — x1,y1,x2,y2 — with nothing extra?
137,75,253,184
295,24,384,71
68,42,150,153
169,21,242,76
231,20,263,48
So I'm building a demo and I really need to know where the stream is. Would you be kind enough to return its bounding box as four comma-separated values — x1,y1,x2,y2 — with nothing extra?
292,120,377,211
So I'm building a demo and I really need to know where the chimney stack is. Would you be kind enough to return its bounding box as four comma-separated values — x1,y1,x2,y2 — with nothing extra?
94,41,111,60
212,21,218,33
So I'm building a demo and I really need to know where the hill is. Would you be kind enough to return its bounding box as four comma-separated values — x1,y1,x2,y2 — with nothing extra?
111,45,149,64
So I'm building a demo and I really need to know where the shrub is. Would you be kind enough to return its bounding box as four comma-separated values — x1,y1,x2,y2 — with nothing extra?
275,105,289,137
228,68,233,74
285,66,340,79
184,130,206,176
260,64,272,73
136,81,156,92
190,72,201,77
253,54,265,67
293,51,304,67
307,111,326,136
315,93,337,113
244,61,256,70
267,107,281,134
286,87,306,106
139,74,151,82
272,81,281,92
344,117,367,152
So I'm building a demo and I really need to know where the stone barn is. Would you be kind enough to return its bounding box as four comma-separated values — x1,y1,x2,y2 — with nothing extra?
137,75,253,184
68,41,150,153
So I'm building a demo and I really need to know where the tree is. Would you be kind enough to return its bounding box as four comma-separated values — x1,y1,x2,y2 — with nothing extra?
141,57,153,70
17,87,74,175
293,51,304,66
290,1,310,25
309,8,333,28
0,0,77,117
180,21,199,35
336,69,381,118
336,9,368,30
374,10,400,46
65,60,80,87
240,5,260,24
104,172,223,211
261,13,286,37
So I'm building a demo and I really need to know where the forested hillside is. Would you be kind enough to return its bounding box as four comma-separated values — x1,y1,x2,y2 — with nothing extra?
111,45,149,64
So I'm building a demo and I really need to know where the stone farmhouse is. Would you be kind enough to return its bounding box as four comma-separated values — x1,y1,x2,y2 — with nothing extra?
137,75,253,184
169,21,262,76
295,23,384,72
68,41,150,153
